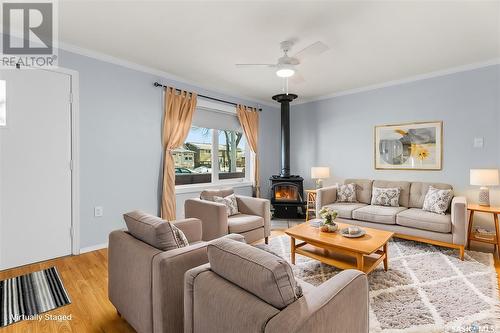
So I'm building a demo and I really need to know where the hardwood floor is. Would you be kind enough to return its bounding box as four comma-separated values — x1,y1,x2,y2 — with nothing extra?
1,230,499,333
0,250,134,333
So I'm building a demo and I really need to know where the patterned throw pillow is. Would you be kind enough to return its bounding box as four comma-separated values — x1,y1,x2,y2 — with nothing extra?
171,224,189,248
371,187,401,207
336,183,357,203
213,193,239,216
422,186,454,215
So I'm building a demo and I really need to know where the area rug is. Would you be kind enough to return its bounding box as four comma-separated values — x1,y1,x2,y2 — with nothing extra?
0,266,71,327
266,236,500,333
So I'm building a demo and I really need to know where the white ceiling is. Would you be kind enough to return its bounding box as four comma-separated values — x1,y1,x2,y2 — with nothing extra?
59,1,500,103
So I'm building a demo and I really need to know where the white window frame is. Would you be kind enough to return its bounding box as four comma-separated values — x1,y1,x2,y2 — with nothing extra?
175,100,253,193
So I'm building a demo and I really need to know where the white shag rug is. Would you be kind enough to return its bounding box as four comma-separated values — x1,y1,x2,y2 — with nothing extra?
264,236,500,333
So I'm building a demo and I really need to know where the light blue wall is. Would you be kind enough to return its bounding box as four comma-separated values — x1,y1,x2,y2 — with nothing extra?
58,50,281,249
290,65,500,206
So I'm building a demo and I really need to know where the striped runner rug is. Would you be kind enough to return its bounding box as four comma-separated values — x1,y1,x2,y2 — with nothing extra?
0,266,71,327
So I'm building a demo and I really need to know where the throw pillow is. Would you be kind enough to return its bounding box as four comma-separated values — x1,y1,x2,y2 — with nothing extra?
336,183,357,203
371,187,401,207
422,186,454,215
172,224,189,248
213,193,239,216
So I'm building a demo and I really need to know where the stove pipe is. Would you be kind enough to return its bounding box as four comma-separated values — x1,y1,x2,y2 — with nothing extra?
272,93,298,178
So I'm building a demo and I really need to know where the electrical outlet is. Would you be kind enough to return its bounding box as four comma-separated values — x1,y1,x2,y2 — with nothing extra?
94,206,103,217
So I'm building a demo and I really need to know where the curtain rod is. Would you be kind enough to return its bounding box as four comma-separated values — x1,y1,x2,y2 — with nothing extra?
153,82,262,112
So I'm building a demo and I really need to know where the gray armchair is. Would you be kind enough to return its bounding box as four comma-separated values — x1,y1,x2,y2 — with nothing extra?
184,188,271,244
184,238,369,333
108,212,244,333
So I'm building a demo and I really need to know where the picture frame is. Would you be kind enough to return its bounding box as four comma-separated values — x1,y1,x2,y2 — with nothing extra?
374,121,443,170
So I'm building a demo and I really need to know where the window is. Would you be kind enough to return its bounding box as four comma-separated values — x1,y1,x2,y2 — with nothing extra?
173,127,212,185
0,80,5,127
174,126,249,186
218,130,246,180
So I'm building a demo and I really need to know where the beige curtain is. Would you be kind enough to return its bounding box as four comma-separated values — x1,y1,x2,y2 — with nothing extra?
237,105,260,197
161,87,197,220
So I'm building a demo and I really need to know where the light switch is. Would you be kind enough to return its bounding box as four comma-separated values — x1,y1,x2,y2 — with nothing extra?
94,206,103,217
473,137,484,148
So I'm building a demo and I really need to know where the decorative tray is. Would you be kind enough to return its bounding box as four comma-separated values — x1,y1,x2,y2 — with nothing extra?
339,227,366,238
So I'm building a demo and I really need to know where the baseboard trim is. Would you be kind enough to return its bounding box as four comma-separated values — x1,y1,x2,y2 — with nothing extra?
80,242,108,254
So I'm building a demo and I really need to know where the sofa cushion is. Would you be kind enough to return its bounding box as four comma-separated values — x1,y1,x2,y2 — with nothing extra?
371,187,401,207
123,210,188,251
409,182,453,208
228,214,264,233
373,180,411,207
345,179,373,204
207,238,301,309
337,183,357,202
323,202,367,219
352,205,408,225
200,188,234,201
396,208,452,233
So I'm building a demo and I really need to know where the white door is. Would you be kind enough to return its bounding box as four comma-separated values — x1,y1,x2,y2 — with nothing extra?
0,68,73,270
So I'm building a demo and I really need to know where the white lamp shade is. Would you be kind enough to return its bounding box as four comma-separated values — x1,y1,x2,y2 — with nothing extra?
311,167,330,179
470,169,499,186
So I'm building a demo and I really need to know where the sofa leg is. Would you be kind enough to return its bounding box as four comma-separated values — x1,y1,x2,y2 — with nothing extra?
265,237,269,244
459,246,464,261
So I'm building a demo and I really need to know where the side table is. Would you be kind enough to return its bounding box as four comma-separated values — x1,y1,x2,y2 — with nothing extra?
467,204,500,255
305,189,317,221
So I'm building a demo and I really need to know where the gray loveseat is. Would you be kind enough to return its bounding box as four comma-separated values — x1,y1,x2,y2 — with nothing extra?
316,179,468,259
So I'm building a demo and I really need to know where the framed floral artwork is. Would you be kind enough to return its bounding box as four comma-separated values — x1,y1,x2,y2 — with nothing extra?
374,121,442,170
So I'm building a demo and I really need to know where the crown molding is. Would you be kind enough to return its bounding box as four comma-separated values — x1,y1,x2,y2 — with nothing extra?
58,42,276,108
58,41,498,108
295,58,500,106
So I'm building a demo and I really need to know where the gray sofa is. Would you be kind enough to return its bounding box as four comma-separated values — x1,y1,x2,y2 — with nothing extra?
184,238,369,333
316,179,468,259
108,215,244,333
184,188,271,244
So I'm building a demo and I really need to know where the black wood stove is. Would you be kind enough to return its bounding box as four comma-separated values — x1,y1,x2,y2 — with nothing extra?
269,93,305,219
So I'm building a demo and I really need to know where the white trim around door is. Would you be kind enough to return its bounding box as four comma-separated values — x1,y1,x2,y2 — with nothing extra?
40,66,81,256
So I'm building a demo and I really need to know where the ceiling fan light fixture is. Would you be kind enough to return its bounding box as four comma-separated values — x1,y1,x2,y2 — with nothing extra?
276,65,295,78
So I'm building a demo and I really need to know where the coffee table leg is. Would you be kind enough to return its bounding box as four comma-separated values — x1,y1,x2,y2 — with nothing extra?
290,237,296,264
383,243,388,271
356,254,364,272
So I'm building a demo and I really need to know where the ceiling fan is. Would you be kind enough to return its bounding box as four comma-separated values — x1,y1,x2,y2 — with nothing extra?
235,40,329,82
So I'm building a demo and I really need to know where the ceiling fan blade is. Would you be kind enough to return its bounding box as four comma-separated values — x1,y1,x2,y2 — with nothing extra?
293,41,329,61
289,72,305,84
235,64,276,68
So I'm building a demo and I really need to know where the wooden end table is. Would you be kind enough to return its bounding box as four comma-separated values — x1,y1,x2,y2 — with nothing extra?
285,220,394,274
305,189,317,221
467,204,500,255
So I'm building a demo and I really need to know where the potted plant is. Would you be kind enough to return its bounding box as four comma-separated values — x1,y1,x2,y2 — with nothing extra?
319,207,338,233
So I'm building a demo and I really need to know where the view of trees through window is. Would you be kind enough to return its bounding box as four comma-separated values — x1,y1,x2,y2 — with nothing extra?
173,126,246,185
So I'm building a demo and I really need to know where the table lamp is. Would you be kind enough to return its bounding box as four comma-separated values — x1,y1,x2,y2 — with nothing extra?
311,167,330,189
470,169,499,206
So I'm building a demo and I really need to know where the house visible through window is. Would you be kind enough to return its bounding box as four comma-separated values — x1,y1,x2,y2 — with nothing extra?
173,127,213,185
173,126,248,185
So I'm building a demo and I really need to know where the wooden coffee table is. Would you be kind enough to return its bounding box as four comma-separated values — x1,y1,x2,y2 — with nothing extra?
285,221,394,274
